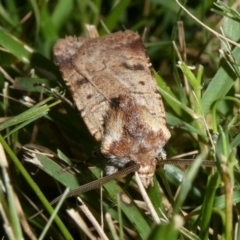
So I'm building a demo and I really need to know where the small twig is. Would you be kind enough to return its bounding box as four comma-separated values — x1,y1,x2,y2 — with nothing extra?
176,0,240,48
135,172,161,224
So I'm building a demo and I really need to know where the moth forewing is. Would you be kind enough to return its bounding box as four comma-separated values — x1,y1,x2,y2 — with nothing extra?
53,30,171,187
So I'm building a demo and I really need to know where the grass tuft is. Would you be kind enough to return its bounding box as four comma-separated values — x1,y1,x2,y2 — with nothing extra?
0,1,239,239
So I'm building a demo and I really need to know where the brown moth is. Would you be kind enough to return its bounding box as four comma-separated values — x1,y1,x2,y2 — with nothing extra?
53,30,171,187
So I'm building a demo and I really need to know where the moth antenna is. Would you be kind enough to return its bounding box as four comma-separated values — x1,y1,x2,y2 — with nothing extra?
50,164,140,205
157,158,217,167
31,164,140,218
33,83,74,108
158,159,239,174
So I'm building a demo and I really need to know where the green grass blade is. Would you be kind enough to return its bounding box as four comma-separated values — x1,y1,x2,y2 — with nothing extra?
0,135,73,240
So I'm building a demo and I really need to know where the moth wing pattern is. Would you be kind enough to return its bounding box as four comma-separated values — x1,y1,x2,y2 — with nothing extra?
54,31,168,141
54,36,105,141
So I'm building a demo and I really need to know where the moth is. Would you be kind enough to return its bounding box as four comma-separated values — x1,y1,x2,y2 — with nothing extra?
53,30,171,187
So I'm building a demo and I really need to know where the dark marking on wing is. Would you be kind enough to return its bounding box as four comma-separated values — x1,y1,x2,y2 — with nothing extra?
122,62,144,71
75,78,88,86
87,94,92,99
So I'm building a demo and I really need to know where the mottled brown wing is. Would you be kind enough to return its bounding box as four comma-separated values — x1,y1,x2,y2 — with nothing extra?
54,31,166,142
54,36,107,141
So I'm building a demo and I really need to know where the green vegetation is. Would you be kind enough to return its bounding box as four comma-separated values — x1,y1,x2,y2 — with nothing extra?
0,0,239,239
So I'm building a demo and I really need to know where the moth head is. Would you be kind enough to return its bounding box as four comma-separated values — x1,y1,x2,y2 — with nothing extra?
103,154,157,187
